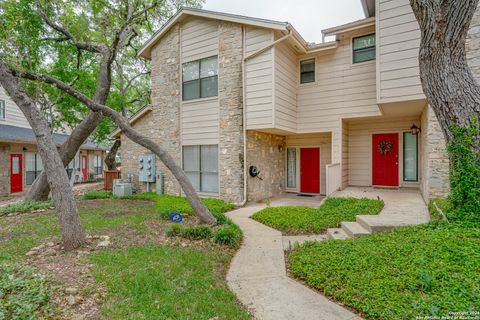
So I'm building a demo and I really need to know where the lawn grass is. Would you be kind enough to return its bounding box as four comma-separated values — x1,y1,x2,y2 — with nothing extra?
251,197,384,234
0,196,245,319
287,198,480,319
89,245,249,320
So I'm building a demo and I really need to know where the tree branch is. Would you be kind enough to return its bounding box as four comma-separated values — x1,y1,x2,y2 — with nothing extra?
36,0,104,53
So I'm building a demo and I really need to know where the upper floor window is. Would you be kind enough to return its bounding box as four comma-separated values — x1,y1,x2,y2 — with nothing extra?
300,59,315,84
182,56,218,101
353,34,376,63
0,99,5,119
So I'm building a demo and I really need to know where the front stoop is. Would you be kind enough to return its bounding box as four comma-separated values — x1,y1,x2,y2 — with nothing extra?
327,214,430,240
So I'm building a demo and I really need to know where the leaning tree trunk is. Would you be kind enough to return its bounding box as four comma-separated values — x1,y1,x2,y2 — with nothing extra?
105,140,121,170
410,0,480,151
25,52,116,201
0,62,86,249
14,69,218,225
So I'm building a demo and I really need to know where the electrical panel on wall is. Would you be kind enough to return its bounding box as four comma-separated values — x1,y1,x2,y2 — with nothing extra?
138,154,156,183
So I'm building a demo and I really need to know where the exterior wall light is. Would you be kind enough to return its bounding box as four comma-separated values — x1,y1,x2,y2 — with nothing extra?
410,124,421,135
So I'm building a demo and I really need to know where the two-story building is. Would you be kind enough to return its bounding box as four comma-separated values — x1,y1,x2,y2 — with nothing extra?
115,1,480,204
0,84,107,197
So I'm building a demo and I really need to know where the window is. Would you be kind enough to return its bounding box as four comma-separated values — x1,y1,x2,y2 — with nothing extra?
287,148,296,188
183,145,218,193
0,99,5,119
182,56,218,101
403,132,418,181
93,155,102,175
26,152,43,185
353,34,376,63
300,59,315,84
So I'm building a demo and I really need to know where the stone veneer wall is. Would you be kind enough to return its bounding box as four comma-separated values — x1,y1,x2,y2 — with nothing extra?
420,105,450,201
0,145,10,197
246,131,286,202
121,25,182,195
218,22,245,203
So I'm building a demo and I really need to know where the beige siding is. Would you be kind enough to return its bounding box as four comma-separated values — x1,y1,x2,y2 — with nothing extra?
347,116,420,186
274,41,298,132
341,120,349,188
179,18,220,147
286,133,332,195
181,99,219,145
297,26,381,134
0,85,30,128
181,17,218,62
245,26,275,129
377,0,425,102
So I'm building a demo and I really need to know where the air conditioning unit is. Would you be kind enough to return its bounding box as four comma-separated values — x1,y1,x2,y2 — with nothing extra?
113,179,132,197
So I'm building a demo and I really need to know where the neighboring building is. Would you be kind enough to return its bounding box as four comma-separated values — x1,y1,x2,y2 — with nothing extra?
114,2,480,204
0,85,106,197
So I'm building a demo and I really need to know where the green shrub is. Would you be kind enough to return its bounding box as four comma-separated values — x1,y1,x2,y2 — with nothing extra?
165,224,183,237
213,225,242,247
180,225,212,240
0,264,52,319
0,200,54,216
447,118,480,222
82,191,113,200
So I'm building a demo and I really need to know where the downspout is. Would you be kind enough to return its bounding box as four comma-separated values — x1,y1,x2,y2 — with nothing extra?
235,27,293,207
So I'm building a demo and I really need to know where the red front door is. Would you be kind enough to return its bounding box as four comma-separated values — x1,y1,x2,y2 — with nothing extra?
10,154,23,193
300,148,320,193
81,156,88,180
372,133,399,186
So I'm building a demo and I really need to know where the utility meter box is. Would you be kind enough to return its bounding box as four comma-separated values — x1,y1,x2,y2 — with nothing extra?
138,154,156,183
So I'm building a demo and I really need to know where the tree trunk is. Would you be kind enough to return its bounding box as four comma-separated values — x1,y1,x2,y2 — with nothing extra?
14,69,218,225
25,52,115,201
0,62,86,249
410,0,480,151
105,140,120,170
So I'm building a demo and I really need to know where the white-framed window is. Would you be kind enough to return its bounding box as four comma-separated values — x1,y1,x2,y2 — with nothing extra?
26,152,43,185
403,132,418,181
352,34,376,63
93,155,102,175
182,56,218,101
183,145,218,193
300,59,315,84
287,147,297,188
0,99,5,119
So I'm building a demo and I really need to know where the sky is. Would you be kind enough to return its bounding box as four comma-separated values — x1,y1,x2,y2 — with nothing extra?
203,0,366,44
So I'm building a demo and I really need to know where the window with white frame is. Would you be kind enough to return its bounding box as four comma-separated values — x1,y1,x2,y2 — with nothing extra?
26,152,43,185
403,132,418,181
93,155,102,175
352,34,376,63
0,99,5,119
300,59,315,84
287,148,296,188
182,56,218,101
183,145,218,193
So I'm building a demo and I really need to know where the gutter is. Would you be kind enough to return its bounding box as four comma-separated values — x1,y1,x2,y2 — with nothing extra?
235,27,293,207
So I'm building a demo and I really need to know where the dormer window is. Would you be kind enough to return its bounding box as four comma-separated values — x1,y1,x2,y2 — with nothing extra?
0,99,5,119
182,56,218,101
353,34,376,63
300,59,315,84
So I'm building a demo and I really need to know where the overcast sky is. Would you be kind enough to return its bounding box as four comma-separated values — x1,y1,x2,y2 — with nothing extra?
203,0,366,43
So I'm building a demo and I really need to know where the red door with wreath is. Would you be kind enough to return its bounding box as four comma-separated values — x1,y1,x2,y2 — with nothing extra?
372,133,398,186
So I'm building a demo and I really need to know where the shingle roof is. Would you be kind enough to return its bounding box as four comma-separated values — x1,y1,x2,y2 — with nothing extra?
0,123,106,150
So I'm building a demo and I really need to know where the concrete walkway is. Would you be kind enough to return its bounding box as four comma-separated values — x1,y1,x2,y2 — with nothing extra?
327,187,430,239
226,204,361,320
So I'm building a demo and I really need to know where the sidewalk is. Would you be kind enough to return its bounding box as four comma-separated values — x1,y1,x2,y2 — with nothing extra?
226,205,361,320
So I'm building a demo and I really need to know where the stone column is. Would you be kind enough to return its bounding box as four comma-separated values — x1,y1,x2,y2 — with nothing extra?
0,145,10,196
218,22,245,203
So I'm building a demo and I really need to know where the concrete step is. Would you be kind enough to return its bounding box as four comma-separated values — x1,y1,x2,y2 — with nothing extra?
356,214,430,233
326,228,350,240
341,221,371,238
